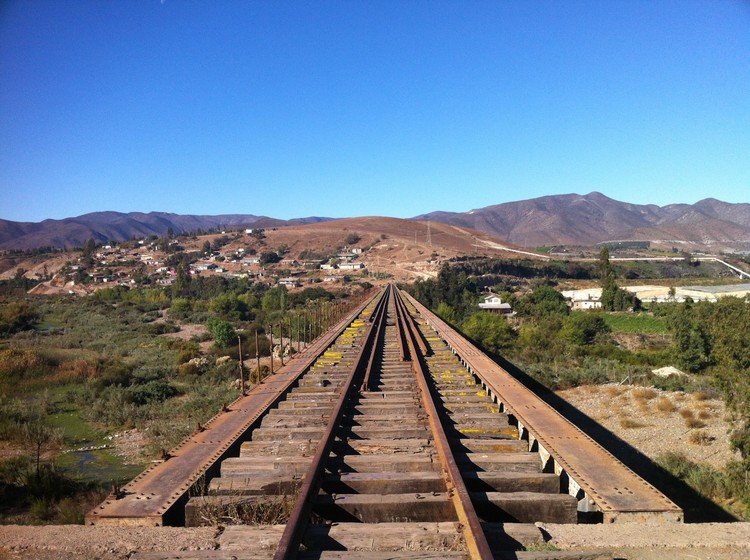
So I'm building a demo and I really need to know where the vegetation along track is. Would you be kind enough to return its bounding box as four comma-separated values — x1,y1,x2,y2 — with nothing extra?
91,285,682,559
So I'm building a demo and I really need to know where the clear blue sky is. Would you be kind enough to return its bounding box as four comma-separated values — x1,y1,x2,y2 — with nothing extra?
1,1,748,222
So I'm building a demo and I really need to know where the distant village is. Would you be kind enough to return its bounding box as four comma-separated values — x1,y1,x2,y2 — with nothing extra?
26,228,372,296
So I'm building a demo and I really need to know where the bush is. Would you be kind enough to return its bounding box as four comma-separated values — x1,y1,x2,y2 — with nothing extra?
206,318,236,348
461,312,515,354
147,322,180,335
128,379,178,405
0,301,39,337
561,313,610,345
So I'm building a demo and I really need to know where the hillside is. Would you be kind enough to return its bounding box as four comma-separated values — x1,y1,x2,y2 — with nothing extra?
0,212,332,250
415,192,750,250
0,216,535,289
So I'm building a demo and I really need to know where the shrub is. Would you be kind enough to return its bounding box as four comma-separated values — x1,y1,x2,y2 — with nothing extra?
632,387,657,401
147,322,180,335
0,301,39,337
655,397,677,413
619,416,647,429
561,313,610,345
689,431,712,445
461,312,515,354
686,417,707,429
206,318,236,348
179,363,200,376
127,379,178,405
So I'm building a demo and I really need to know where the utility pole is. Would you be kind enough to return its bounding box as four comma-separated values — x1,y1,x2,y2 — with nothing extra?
238,333,245,395
255,330,261,384
427,221,432,247
269,325,274,375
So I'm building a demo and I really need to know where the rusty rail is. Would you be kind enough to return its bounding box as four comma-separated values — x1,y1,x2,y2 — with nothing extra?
393,287,494,560
86,290,381,526
273,287,389,559
401,289,683,523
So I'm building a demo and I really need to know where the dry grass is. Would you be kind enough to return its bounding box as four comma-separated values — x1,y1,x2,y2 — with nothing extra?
619,416,647,429
632,387,657,401
698,409,713,420
193,493,297,527
686,417,708,429
692,391,711,401
688,430,712,445
655,397,677,413
604,385,625,398
680,409,695,420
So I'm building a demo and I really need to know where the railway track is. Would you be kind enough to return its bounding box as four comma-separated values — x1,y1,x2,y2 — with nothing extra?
91,285,681,559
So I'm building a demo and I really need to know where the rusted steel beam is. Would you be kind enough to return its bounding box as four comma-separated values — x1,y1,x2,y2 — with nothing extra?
393,288,494,560
273,288,389,560
85,291,380,527
392,286,409,362
361,286,389,392
398,292,429,357
401,290,683,523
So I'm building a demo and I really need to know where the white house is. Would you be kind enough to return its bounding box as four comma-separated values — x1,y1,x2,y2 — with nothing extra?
478,295,514,315
339,262,365,270
279,277,301,287
571,299,602,310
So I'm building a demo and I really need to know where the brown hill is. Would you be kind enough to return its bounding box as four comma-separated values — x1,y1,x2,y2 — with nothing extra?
237,217,543,280
0,212,332,251
416,192,750,250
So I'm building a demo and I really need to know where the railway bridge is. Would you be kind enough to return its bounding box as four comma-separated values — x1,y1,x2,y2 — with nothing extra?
87,285,681,559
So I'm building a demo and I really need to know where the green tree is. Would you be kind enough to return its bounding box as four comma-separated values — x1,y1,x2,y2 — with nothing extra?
461,312,515,354
598,246,612,282
667,302,711,372
22,416,62,479
561,313,610,345
436,302,457,324
262,286,288,311
206,318,236,348
519,285,569,317
259,251,282,265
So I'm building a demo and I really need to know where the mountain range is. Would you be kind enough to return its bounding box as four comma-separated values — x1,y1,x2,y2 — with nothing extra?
2,192,749,251
415,192,750,249
0,212,331,250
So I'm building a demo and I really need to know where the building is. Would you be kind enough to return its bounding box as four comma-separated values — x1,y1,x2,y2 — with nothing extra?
571,299,602,310
478,295,514,315
279,277,301,288
562,284,750,306
339,262,366,270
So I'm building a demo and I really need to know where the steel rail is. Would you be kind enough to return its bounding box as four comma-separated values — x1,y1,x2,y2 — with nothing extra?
393,286,409,362
361,285,390,392
402,290,683,523
273,287,389,560
393,287,494,560
397,288,429,357
86,289,380,526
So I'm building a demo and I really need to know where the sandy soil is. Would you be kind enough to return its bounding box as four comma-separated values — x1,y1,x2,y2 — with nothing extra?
542,522,750,560
557,384,740,469
1,523,748,559
0,526,217,560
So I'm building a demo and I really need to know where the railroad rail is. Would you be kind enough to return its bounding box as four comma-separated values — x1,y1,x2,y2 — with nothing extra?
86,290,380,526
93,284,681,558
